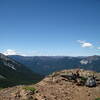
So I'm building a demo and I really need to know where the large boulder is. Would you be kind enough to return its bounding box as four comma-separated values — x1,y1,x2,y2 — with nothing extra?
85,76,96,87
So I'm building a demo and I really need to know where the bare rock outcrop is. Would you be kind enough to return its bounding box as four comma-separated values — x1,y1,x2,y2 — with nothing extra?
0,69,100,100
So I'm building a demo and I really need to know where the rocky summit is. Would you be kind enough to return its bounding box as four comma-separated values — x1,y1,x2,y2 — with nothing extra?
0,69,100,100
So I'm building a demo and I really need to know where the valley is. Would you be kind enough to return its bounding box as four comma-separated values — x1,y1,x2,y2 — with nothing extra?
0,53,43,88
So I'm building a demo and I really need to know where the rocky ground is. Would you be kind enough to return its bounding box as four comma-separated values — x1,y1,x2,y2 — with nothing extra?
0,69,100,100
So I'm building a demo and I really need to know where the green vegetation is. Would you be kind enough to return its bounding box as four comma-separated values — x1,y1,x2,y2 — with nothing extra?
0,56,43,89
95,98,100,100
80,76,87,81
23,86,36,93
0,87,3,90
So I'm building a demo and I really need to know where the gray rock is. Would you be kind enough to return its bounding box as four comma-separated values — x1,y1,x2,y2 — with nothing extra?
85,76,96,87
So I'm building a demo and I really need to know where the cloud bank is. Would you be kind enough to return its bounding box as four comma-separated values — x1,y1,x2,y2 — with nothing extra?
2,49,26,56
2,49,48,56
3,49,17,55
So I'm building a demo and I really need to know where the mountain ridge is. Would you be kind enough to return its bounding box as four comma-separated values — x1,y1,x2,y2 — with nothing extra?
0,53,43,88
9,55,100,75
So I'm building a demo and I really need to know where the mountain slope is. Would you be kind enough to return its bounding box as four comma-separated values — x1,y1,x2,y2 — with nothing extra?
0,53,42,88
9,55,100,75
0,69,100,100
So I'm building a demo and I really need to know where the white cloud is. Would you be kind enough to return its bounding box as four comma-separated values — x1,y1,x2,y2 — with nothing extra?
77,40,85,44
2,49,26,56
2,49,48,56
97,47,100,50
77,40,93,48
82,42,93,48
3,49,17,55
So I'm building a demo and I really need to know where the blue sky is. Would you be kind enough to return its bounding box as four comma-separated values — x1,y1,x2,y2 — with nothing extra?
0,0,100,56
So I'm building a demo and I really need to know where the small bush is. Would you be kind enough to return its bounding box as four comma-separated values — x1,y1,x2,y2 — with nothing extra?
95,98,100,100
23,86,36,93
80,77,87,81
0,88,3,90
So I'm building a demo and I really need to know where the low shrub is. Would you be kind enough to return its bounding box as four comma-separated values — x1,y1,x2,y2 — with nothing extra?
23,86,36,93
95,98,100,100
80,77,87,81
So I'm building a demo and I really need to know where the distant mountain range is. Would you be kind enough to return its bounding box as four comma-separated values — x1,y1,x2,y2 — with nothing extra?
0,53,42,88
9,55,100,75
